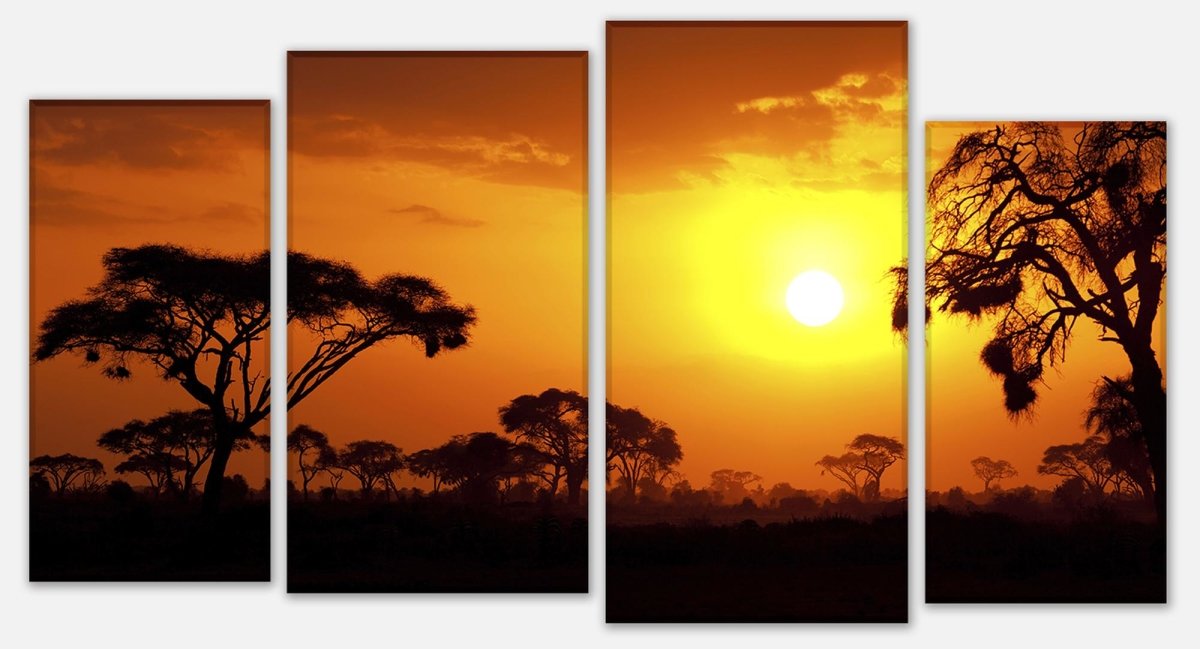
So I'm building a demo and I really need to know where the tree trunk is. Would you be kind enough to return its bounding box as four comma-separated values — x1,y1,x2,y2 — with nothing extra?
181,468,198,502
566,468,584,506
1127,346,1166,527
201,426,238,516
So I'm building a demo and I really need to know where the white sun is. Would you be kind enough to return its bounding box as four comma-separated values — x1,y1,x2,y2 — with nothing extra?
785,270,845,327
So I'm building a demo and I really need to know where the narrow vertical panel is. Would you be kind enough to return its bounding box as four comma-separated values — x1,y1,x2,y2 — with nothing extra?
924,121,1166,603
607,22,909,622
286,52,588,593
29,100,271,581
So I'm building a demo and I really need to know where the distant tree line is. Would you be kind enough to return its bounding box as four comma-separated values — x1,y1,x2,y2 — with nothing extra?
602,401,906,512
30,407,268,501
951,373,1155,512
288,388,587,506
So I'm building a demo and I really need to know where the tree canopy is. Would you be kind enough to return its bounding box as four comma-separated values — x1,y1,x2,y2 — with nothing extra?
816,452,866,498
499,388,588,505
30,454,105,495
848,434,904,501
430,432,535,504
816,435,904,501
1038,435,1115,496
606,403,683,501
336,440,405,497
287,252,477,409
287,424,333,501
969,456,1017,492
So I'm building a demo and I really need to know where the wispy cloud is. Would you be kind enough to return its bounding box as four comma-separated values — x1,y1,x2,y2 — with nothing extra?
33,108,260,173
734,73,904,122
389,204,485,228
734,96,804,115
294,116,570,167
33,183,264,228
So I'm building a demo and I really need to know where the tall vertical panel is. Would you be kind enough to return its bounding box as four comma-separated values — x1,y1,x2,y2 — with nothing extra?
607,22,909,622
923,121,1166,603
287,52,588,593
29,100,271,581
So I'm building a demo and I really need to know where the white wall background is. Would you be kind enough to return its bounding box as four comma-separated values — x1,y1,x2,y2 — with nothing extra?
1,1,1195,646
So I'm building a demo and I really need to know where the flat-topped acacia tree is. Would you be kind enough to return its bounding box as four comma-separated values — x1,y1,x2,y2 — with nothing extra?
499,388,588,505
970,456,1018,493
34,244,476,514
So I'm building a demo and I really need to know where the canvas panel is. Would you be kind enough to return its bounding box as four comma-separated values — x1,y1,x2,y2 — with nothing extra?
285,52,589,593
606,21,909,622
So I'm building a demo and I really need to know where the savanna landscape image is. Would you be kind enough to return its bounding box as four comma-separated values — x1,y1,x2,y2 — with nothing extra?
917,122,1166,603
286,52,588,593
607,22,909,622
29,100,271,580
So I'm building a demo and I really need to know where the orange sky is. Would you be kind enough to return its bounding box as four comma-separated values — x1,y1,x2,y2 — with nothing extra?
608,22,909,493
287,53,587,489
30,100,270,486
925,122,1167,492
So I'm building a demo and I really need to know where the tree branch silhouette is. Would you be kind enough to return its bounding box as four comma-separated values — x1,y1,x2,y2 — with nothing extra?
894,121,1166,522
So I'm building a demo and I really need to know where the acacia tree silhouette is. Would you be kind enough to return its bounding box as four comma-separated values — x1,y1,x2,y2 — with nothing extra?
708,469,762,504
895,122,1167,522
1039,435,1115,497
99,409,264,499
335,440,405,499
816,452,866,498
438,432,533,504
287,424,332,501
34,245,475,515
970,456,1018,492
318,449,345,495
849,434,904,501
406,446,453,495
110,453,187,496
29,454,105,495
606,403,683,502
499,388,588,506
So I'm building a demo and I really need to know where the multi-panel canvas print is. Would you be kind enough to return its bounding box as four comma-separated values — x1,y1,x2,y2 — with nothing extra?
286,52,588,593
29,100,271,580
606,22,909,622
921,121,1166,603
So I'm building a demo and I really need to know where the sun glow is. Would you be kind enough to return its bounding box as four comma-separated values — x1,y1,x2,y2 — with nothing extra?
785,270,844,327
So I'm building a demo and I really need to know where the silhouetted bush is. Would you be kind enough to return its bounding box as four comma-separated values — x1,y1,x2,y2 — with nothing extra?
106,480,136,504
30,473,51,501
779,493,820,515
223,474,250,503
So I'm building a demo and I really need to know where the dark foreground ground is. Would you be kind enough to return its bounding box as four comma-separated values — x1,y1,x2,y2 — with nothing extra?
288,500,588,593
926,508,1166,603
607,513,907,622
30,499,269,581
